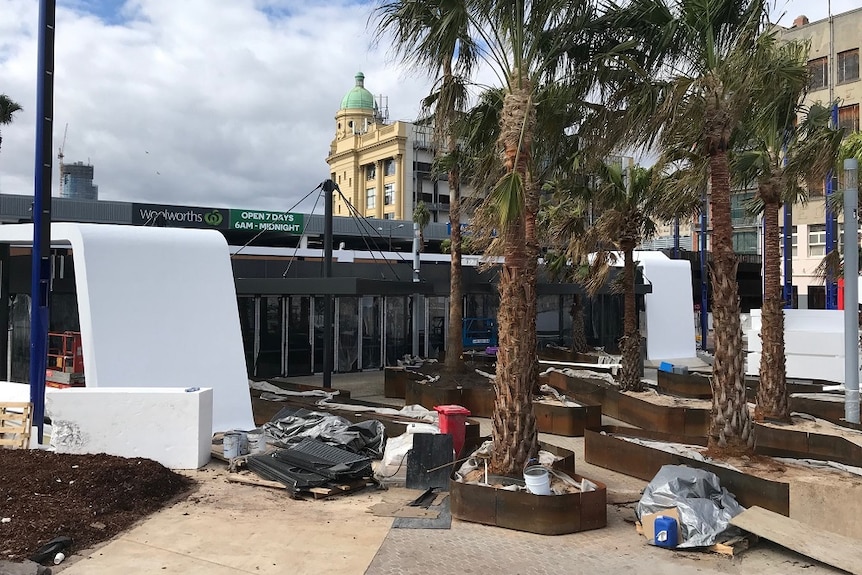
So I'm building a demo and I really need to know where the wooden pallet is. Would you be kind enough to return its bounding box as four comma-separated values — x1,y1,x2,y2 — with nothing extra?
635,521,757,556
0,402,32,449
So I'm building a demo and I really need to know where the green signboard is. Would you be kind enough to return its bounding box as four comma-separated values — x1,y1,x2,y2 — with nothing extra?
228,209,304,233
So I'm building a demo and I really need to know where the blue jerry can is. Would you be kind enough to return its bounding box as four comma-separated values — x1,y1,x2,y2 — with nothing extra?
654,515,678,548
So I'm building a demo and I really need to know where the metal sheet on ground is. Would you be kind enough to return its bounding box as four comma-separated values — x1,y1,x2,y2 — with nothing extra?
393,498,452,530
406,434,453,491
730,506,862,575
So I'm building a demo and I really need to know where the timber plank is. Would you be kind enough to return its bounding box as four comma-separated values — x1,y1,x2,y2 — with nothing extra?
730,506,862,575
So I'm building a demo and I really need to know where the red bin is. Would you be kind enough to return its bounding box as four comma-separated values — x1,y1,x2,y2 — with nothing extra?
433,404,471,457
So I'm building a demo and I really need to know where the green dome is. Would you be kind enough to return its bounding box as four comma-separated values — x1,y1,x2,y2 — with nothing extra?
340,72,376,110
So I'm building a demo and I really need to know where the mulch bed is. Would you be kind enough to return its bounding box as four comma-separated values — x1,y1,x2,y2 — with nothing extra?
0,450,194,562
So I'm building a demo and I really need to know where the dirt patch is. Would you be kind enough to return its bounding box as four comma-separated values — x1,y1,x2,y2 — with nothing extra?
0,450,194,562
622,389,711,409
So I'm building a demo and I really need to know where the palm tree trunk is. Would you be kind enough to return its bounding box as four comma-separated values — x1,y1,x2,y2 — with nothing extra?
619,243,642,391
445,163,464,368
570,295,589,353
490,81,539,476
708,151,754,451
755,196,789,421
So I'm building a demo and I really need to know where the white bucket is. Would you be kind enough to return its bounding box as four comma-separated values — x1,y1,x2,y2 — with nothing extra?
223,432,242,459
247,430,267,454
523,465,552,496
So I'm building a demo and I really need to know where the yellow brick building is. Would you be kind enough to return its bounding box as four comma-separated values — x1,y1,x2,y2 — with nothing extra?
327,72,458,223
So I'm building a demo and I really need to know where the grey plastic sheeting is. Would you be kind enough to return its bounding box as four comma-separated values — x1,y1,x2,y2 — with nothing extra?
636,465,744,548
263,408,385,458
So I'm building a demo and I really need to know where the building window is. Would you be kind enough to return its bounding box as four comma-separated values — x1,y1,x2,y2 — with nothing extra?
385,158,396,176
779,226,798,257
808,57,828,90
384,183,395,206
366,188,376,209
366,164,376,181
839,104,860,134
732,231,757,254
808,224,826,257
383,212,394,220
838,49,860,84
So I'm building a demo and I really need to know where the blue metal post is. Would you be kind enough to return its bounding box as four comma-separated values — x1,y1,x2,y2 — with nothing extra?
826,103,839,309
782,203,793,308
699,204,708,351
29,0,56,443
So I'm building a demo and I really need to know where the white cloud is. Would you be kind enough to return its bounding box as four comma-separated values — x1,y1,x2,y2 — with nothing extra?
0,0,434,210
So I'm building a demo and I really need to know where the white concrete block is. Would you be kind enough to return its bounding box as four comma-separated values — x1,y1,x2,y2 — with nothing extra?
45,387,213,470
747,352,846,383
747,330,845,356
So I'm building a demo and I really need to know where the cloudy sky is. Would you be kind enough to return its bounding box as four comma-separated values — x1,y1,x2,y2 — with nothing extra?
0,0,857,212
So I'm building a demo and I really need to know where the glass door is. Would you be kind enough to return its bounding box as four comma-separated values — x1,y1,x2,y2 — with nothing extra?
336,297,359,372
286,296,312,376
361,296,382,369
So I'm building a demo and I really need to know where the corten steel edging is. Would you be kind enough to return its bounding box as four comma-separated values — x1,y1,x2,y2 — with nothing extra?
405,378,602,437
584,427,790,516
449,441,606,535
754,423,862,467
744,378,843,403
545,371,710,436
789,396,846,424
656,370,713,399
383,367,426,399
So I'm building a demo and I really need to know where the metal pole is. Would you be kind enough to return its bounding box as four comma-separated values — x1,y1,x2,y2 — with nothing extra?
783,203,793,308
673,217,680,259
412,222,420,357
843,158,859,424
699,196,709,351
322,179,335,388
29,0,55,444
826,103,840,310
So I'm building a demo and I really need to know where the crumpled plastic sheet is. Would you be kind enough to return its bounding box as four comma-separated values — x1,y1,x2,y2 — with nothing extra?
263,410,386,458
636,464,744,548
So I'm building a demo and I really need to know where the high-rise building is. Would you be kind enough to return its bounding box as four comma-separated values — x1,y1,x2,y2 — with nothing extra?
326,72,471,223
60,161,99,201
779,8,861,309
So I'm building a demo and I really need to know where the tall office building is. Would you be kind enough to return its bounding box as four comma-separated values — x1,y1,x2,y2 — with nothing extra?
326,72,471,223
60,161,99,201
779,8,861,308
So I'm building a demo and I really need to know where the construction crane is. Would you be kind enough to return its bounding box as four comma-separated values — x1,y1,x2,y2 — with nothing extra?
57,123,68,196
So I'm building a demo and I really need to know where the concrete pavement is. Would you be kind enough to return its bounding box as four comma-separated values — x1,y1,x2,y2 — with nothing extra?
55,371,842,575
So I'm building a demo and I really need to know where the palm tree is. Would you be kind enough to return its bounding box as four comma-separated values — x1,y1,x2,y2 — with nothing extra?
412,200,431,252
554,163,697,390
608,0,803,451
372,0,475,372
0,94,23,154
733,44,842,423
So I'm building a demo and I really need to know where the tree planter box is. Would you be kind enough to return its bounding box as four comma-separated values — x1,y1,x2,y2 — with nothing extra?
584,426,790,516
754,422,862,467
405,378,602,437
450,443,607,535
544,370,709,436
383,367,425,399
655,370,713,399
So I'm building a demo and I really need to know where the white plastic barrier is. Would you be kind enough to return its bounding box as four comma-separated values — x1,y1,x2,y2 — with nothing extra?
45,387,213,469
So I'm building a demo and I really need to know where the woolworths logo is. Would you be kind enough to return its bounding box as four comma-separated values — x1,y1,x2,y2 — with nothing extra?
204,210,223,226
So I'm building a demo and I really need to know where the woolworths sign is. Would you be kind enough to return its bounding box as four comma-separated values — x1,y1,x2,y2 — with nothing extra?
229,210,303,233
132,204,304,234
132,204,228,229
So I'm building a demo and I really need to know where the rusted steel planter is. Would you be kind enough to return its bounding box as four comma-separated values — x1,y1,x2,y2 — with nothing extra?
545,370,709,436
655,370,713,399
384,366,427,399
584,426,790,516
754,422,862,467
450,443,607,535
405,378,602,437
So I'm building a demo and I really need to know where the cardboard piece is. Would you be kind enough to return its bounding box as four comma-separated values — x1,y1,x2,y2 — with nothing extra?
640,508,682,546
